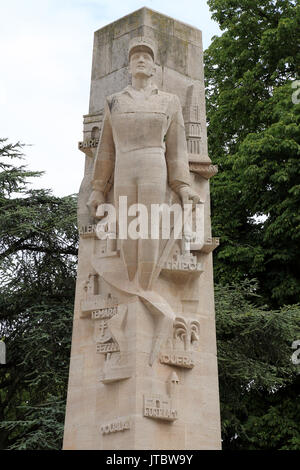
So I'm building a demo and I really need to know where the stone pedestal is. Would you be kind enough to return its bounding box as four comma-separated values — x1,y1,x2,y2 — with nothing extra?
63,7,221,450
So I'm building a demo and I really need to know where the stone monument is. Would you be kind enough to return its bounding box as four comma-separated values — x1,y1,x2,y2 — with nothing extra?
63,7,221,450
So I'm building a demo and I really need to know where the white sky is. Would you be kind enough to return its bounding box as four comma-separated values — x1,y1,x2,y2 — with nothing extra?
0,0,220,196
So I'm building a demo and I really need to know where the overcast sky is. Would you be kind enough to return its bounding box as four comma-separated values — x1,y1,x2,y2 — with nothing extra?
0,0,221,196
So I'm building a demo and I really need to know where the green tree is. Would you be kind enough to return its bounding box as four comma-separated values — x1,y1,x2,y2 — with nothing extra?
205,0,300,306
0,139,78,449
215,280,300,450
204,0,300,449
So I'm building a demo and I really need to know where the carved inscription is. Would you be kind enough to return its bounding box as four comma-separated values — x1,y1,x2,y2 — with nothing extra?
159,352,194,368
79,224,97,237
163,253,203,273
143,395,178,422
97,342,119,353
92,306,118,319
100,417,130,435
78,138,99,150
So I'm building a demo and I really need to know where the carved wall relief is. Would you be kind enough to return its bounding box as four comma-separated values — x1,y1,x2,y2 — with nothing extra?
143,372,179,422
159,316,200,369
81,276,117,316
99,303,132,383
163,251,203,274
161,245,203,283
184,84,219,179
100,417,130,435
94,317,120,355
79,224,98,238
80,279,132,383
79,213,119,256
184,84,204,159
78,111,103,158
173,317,200,351
189,162,218,179
190,236,220,253
95,215,119,258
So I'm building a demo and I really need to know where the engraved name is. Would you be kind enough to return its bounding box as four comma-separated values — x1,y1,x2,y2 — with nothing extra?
79,224,97,235
165,260,202,271
78,138,99,149
159,352,195,368
100,418,130,435
96,342,119,354
92,307,118,320
144,407,178,420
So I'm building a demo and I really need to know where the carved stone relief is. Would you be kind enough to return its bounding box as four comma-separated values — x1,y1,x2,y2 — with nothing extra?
78,111,103,158
94,318,120,355
80,279,132,383
159,316,200,369
81,277,118,316
100,417,130,435
143,372,179,422
160,243,203,285
163,251,203,274
190,236,220,253
99,303,132,384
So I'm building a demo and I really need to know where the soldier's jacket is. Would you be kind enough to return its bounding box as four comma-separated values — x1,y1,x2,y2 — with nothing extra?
92,84,191,192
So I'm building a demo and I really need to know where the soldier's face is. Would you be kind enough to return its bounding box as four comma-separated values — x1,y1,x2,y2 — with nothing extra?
129,51,155,78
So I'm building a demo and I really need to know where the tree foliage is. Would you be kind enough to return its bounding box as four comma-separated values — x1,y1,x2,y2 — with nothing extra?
215,280,300,449
205,0,300,306
0,140,78,449
204,0,300,449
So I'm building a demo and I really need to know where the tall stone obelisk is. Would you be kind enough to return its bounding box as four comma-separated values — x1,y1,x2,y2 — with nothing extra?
63,7,221,450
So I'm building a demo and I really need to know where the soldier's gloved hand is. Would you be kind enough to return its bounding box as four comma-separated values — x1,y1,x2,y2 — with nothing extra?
178,185,202,207
86,190,105,218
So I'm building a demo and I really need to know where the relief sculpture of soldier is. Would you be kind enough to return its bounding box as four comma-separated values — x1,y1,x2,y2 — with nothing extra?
87,37,200,290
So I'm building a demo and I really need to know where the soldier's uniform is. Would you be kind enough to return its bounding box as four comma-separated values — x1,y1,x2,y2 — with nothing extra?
91,83,191,289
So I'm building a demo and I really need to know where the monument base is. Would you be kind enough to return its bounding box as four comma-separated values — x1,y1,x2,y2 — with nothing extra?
63,294,221,450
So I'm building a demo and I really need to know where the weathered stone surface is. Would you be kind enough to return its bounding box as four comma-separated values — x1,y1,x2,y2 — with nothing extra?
63,7,221,450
